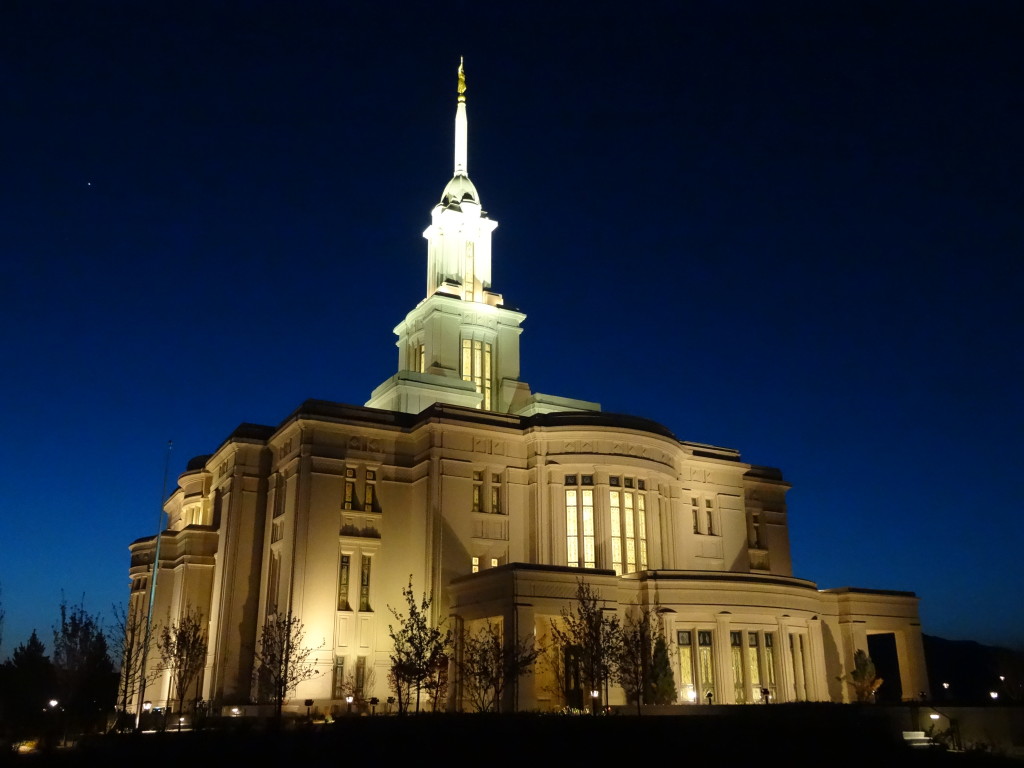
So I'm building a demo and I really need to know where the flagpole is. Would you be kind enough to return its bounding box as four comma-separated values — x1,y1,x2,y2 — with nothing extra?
135,440,172,730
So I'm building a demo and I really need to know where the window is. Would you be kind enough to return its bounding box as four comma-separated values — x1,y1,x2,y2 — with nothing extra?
490,485,500,514
747,633,763,699
565,474,578,486
691,497,701,534
750,512,762,548
581,475,594,486
471,556,479,573
359,555,372,611
490,557,498,568
365,471,376,512
609,476,621,487
337,554,351,611
731,631,746,703
677,631,696,703
763,633,777,700
610,486,648,575
698,630,715,702
333,657,346,699
412,342,425,373
565,487,595,568
343,479,355,510
267,551,281,615
355,656,367,697
461,338,493,410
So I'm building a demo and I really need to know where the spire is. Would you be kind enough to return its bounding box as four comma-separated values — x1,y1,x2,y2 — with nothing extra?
454,56,468,177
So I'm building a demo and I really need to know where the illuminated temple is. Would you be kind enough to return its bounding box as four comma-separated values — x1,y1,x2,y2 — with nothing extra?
128,62,928,714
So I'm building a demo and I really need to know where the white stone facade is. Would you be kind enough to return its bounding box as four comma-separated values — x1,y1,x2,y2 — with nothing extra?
128,63,928,714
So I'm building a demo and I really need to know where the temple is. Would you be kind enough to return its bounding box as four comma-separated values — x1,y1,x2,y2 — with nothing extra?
128,61,928,715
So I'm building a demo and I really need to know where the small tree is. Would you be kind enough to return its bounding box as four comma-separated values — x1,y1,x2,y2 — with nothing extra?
252,611,322,724
648,633,677,705
549,580,621,714
109,602,150,731
156,607,208,718
616,604,656,714
458,619,542,712
387,577,451,713
52,598,116,736
839,649,883,703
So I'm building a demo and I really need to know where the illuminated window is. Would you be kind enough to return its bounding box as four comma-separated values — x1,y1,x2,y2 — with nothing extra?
763,633,777,700
343,480,355,510
678,631,696,703
747,633,763,699
412,343,425,373
731,631,746,703
698,630,715,701
359,555,372,612
565,488,595,568
490,485,500,514
471,556,479,573
610,486,648,575
337,554,351,611
461,338,493,410
490,557,498,568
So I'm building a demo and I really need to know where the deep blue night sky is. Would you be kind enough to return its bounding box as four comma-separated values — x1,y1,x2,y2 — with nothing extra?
1,1,1021,657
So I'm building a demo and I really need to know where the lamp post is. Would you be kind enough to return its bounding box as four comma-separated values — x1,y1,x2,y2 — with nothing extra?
346,695,354,715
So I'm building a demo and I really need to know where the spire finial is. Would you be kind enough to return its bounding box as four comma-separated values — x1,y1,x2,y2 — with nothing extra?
457,56,466,102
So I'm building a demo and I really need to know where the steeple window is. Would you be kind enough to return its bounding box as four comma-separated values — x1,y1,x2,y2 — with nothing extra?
461,338,492,409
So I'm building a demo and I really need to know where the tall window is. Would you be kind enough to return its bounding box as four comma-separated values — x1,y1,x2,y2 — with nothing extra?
267,551,281,615
355,656,367,697
471,556,480,573
610,480,648,575
461,338,492,410
337,554,351,611
763,633,777,700
333,657,346,699
464,242,476,301
412,342,425,373
359,555,372,611
678,630,696,703
698,630,715,702
565,476,595,568
747,633,763,700
343,468,356,510
365,470,376,512
731,631,746,703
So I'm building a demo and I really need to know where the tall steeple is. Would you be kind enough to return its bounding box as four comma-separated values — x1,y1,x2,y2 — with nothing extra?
366,61,599,418
425,59,496,302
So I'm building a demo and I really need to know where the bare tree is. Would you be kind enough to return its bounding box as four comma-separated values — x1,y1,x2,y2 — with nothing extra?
387,577,451,713
549,580,621,714
457,618,542,712
109,602,150,731
156,607,208,718
252,611,322,724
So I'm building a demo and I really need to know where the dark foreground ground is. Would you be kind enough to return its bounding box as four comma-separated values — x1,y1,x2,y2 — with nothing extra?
4,707,1021,768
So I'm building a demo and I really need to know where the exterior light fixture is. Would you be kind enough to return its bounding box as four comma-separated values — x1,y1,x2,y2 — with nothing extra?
143,701,152,712
230,707,240,716
929,713,940,720
942,682,950,689
48,699,58,709
990,691,999,700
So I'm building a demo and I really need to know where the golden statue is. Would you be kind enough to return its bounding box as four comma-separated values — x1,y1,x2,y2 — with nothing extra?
458,56,466,96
